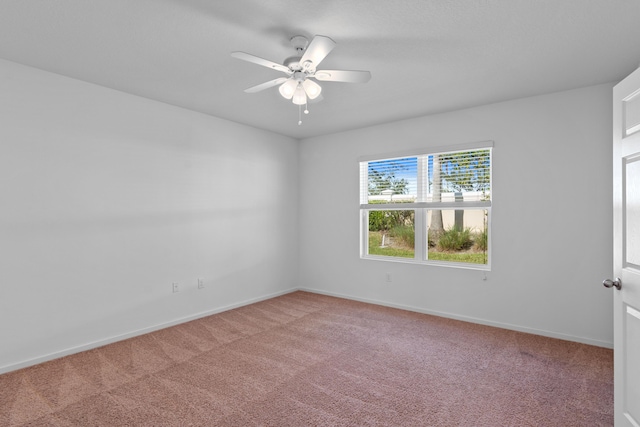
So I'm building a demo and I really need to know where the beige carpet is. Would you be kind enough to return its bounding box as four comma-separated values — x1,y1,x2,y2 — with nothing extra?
0,291,613,426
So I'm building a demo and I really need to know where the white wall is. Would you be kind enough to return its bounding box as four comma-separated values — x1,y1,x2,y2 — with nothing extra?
299,84,614,347
0,59,299,373
0,57,615,375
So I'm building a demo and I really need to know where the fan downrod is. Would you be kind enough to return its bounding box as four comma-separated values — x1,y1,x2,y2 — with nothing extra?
283,36,309,71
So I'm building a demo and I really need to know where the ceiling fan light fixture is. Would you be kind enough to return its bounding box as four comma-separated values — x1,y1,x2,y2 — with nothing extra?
302,79,322,99
278,79,297,99
292,84,307,105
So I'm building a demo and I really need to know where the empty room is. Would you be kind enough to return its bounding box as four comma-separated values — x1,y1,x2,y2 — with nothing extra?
1,1,640,426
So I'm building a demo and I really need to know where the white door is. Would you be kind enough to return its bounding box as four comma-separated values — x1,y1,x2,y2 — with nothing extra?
612,66,640,426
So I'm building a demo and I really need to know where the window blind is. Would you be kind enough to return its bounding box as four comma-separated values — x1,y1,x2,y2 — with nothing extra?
360,147,492,208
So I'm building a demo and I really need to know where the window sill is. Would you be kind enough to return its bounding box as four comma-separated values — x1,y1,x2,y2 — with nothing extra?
360,255,491,271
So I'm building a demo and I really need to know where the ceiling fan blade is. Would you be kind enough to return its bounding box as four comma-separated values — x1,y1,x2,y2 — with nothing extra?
314,70,371,83
231,51,291,74
299,35,336,67
244,77,289,93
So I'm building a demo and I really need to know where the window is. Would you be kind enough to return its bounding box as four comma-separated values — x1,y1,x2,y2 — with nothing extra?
359,142,492,268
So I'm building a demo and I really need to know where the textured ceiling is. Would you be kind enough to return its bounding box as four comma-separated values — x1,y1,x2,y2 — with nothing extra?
1,0,640,139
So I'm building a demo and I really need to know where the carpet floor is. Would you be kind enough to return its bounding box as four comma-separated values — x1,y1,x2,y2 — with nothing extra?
0,291,613,426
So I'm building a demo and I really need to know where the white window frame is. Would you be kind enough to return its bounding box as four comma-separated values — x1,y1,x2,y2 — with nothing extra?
359,141,493,270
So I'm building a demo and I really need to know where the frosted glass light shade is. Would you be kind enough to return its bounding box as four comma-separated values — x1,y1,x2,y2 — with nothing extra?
278,79,297,99
302,79,322,99
292,84,307,105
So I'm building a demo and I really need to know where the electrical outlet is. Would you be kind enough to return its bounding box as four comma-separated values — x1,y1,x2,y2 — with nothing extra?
172,282,179,293
386,273,392,282
197,278,204,289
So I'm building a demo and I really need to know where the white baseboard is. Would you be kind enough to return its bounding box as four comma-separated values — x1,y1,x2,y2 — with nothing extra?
1,285,612,375
298,287,614,349
0,287,298,375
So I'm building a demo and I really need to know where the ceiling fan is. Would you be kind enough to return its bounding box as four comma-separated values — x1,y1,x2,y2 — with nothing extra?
231,35,371,124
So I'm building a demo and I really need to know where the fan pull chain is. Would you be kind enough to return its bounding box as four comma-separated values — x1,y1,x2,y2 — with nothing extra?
297,102,310,126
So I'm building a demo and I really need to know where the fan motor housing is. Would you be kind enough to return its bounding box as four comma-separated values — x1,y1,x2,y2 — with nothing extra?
284,56,303,71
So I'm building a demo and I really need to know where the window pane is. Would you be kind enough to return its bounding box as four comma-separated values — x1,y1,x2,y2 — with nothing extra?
428,150,491,202
427,209,488,265
360,146,491,269
367,157,417,203
368,210,415,258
